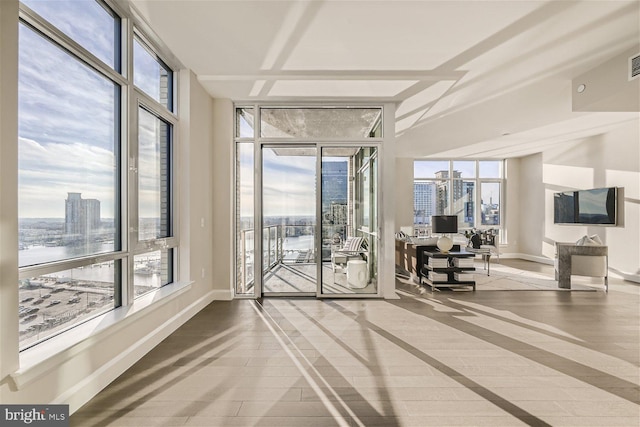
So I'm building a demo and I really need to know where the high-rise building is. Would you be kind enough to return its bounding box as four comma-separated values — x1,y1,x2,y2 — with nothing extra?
416,171,474,225
321,161,349,241
413,181,436,224
321,161,348,212
65,192,101,242
434,170,464,215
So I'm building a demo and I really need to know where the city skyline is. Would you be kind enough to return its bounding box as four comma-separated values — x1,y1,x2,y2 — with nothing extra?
414,179,500,226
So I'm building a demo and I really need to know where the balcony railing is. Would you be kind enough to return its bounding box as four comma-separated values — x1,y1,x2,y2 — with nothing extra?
239,224,318,290
239,224,347,290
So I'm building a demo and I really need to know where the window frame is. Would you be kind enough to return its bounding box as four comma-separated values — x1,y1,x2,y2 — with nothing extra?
132,31,175,112
17,0,180,350
413,159,505,240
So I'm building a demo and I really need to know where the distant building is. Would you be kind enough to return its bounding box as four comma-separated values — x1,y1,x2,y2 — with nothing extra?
65,193,100,242
414,181,436,224
321,161,348,212
321,161,349,240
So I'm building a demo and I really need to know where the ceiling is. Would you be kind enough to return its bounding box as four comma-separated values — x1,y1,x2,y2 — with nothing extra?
128,0,640,158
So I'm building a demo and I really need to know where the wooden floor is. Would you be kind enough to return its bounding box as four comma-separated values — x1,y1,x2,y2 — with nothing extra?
71,260,640,426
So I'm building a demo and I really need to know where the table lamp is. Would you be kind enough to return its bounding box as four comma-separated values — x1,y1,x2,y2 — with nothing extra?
431,215,458,253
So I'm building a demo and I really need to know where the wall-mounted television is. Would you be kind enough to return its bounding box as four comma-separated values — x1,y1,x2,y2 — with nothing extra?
553,187,617,225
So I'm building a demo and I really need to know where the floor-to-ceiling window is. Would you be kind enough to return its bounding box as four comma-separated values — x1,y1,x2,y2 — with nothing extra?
235,108,255,295
413,160,504,238
17,0,178,349
234,106,382,297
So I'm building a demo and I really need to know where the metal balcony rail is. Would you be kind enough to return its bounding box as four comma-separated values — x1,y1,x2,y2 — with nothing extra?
237,223,352,291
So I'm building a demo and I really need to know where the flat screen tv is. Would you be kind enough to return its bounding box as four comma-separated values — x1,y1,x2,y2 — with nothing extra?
553,187,617,225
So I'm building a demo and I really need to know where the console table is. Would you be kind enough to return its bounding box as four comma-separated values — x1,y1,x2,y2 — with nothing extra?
421,250,476,291
555,243,608,291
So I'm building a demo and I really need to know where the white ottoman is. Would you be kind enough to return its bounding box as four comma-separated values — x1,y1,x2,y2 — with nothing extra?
347,260,368,288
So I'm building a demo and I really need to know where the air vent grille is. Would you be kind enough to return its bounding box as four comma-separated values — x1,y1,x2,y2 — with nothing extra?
630,53,640,80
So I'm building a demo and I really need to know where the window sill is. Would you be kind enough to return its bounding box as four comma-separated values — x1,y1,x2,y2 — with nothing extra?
11,280,193,390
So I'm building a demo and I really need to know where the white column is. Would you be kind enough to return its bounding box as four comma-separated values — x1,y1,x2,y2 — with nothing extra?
382,103,399,299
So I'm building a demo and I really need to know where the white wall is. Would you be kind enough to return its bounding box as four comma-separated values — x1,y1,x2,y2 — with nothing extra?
180,70,215,295
501,158,521,255
394,157,414,233
211,98,234,298
518,119,640,281
517,152,546,257
381,103,398,299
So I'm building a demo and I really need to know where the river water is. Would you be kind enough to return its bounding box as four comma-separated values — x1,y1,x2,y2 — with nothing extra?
19,244,158,287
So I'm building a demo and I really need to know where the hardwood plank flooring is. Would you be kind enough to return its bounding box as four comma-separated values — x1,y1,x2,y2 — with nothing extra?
71,260,639,426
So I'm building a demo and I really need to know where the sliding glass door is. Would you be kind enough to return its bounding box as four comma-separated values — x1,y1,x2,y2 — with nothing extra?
261,146,317,296
319,146,378,296
234,105,383,299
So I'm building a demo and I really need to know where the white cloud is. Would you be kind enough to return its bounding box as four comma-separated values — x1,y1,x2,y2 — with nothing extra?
18,137,116,218
262,154,316,217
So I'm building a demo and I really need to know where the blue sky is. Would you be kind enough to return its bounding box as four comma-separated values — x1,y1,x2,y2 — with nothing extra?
19,0,162,219
262,149,316,217
18,21,116,218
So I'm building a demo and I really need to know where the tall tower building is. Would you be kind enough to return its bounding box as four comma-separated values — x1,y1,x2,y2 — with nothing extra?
321,161,349,241
434,170,463,215
65,192,101,242
321,161,348,212
413,182,437,224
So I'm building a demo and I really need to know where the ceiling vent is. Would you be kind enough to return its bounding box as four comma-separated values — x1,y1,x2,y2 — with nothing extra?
630,53,640,81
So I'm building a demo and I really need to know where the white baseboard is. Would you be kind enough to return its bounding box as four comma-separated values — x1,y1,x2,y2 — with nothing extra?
59,290,217,414
512,253,554,265
504,253,640,284
211,288,233,301
618,271,640,284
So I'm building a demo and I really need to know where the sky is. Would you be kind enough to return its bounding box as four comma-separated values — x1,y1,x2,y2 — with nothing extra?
239,141,356,219
18,21,116,218
18,0,162,219
262,148,316,218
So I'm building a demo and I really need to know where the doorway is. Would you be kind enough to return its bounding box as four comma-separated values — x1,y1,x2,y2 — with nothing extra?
258,145,378,297
234,106,383,299
261,145,317,295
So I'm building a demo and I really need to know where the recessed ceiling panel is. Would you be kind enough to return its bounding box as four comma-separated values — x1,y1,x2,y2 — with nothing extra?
268,80,417,98
282,1,540,70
